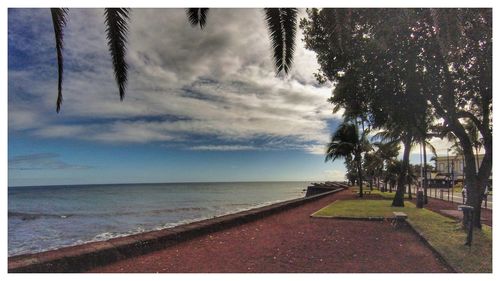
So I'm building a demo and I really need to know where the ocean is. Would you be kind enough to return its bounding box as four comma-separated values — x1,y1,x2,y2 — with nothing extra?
8,181,309,257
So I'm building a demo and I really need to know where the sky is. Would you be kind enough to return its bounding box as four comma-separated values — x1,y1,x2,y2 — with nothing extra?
7,8,450,187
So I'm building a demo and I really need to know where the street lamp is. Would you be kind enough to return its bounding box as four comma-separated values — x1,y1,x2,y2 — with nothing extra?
446,148,453,201
451,159,455,203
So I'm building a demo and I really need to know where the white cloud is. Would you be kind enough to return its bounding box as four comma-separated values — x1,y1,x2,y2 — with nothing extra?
9,8,338,154
190,145,257,151
323,169,346,181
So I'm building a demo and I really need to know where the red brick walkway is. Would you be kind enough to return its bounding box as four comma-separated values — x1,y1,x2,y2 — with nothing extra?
89,190,451,273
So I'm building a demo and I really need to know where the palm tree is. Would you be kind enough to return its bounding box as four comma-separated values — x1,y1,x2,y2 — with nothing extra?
373,125,417,205
372,141,399,192
384,161,400,193
325,121,371,197
420,140,437,204
406,164,420,196
363,151,384,191
49,8,298,112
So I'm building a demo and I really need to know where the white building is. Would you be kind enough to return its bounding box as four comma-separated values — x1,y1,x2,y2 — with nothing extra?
433,154,485,181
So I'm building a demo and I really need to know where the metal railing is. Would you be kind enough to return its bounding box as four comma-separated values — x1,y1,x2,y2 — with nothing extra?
407,185,492,209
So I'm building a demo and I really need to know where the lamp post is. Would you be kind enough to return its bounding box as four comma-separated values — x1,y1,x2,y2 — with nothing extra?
451,160,455,203
447,148,451,201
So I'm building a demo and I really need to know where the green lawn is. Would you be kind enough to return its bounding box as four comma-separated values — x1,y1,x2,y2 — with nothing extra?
312,200,492,273
350,189,410,199
371,190,411,199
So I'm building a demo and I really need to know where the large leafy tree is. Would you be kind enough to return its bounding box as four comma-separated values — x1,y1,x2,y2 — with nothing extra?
49,8,298,112
306,8,431,207
302,9,491,225
405,9,491,227
325,122,371,197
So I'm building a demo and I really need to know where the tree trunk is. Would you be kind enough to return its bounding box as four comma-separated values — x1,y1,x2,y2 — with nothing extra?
369,177,373,191
357,158,363,198
425,18,492,228
423,141,428,204
447,117,492,228
475,147,480,172
392,136,411,207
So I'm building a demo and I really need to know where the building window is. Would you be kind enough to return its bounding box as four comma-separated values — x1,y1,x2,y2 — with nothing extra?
439,163,444,172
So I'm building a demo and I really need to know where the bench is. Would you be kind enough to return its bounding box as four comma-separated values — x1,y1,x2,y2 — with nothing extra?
351,190,372,195
391,212,408,228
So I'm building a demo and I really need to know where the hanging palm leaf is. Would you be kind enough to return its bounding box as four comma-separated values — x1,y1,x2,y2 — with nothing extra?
186,8,209,29
281,8,297,74
104,8,130,100
50,8,68,113
264,8,284,74
264,8,298,75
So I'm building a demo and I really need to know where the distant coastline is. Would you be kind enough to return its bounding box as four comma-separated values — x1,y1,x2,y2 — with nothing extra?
8,180,332,188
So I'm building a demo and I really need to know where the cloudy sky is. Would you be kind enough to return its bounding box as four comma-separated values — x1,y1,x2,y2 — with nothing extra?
8,8,347,186
8,8,448,187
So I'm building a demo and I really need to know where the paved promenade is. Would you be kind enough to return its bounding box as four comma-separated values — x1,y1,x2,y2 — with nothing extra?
89,190,451,273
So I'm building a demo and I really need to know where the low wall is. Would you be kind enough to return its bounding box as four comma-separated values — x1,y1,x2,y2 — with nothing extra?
9,187,343,273
306,182,349,197
306,186,337,197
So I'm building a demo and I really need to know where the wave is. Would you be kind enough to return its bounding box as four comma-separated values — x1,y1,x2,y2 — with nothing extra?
8,207,210,221
8,211,73,221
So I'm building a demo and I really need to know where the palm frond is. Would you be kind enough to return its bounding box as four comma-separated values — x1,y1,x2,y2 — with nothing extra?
264,8,284,74
426,141,438,158
281,8,297,74
50,8,68,113
186,8,209,29
104,8,130,100
372,130,399,143
264,8,298,75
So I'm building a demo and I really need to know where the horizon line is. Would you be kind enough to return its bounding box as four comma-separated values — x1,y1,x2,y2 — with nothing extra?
8,179,344,188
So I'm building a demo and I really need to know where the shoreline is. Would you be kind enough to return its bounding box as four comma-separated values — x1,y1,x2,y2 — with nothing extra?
9,184,346,273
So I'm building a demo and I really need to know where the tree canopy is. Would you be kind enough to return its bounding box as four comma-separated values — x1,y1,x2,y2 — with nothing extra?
302,8,491,225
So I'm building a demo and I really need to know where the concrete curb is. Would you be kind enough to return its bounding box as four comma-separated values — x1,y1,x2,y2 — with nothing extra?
9,187,344,273
312,216,386,221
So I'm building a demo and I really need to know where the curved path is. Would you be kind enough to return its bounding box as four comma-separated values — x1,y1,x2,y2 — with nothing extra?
89,190,451,273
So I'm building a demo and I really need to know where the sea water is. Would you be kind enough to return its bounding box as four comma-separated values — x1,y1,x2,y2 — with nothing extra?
8,181,308,256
